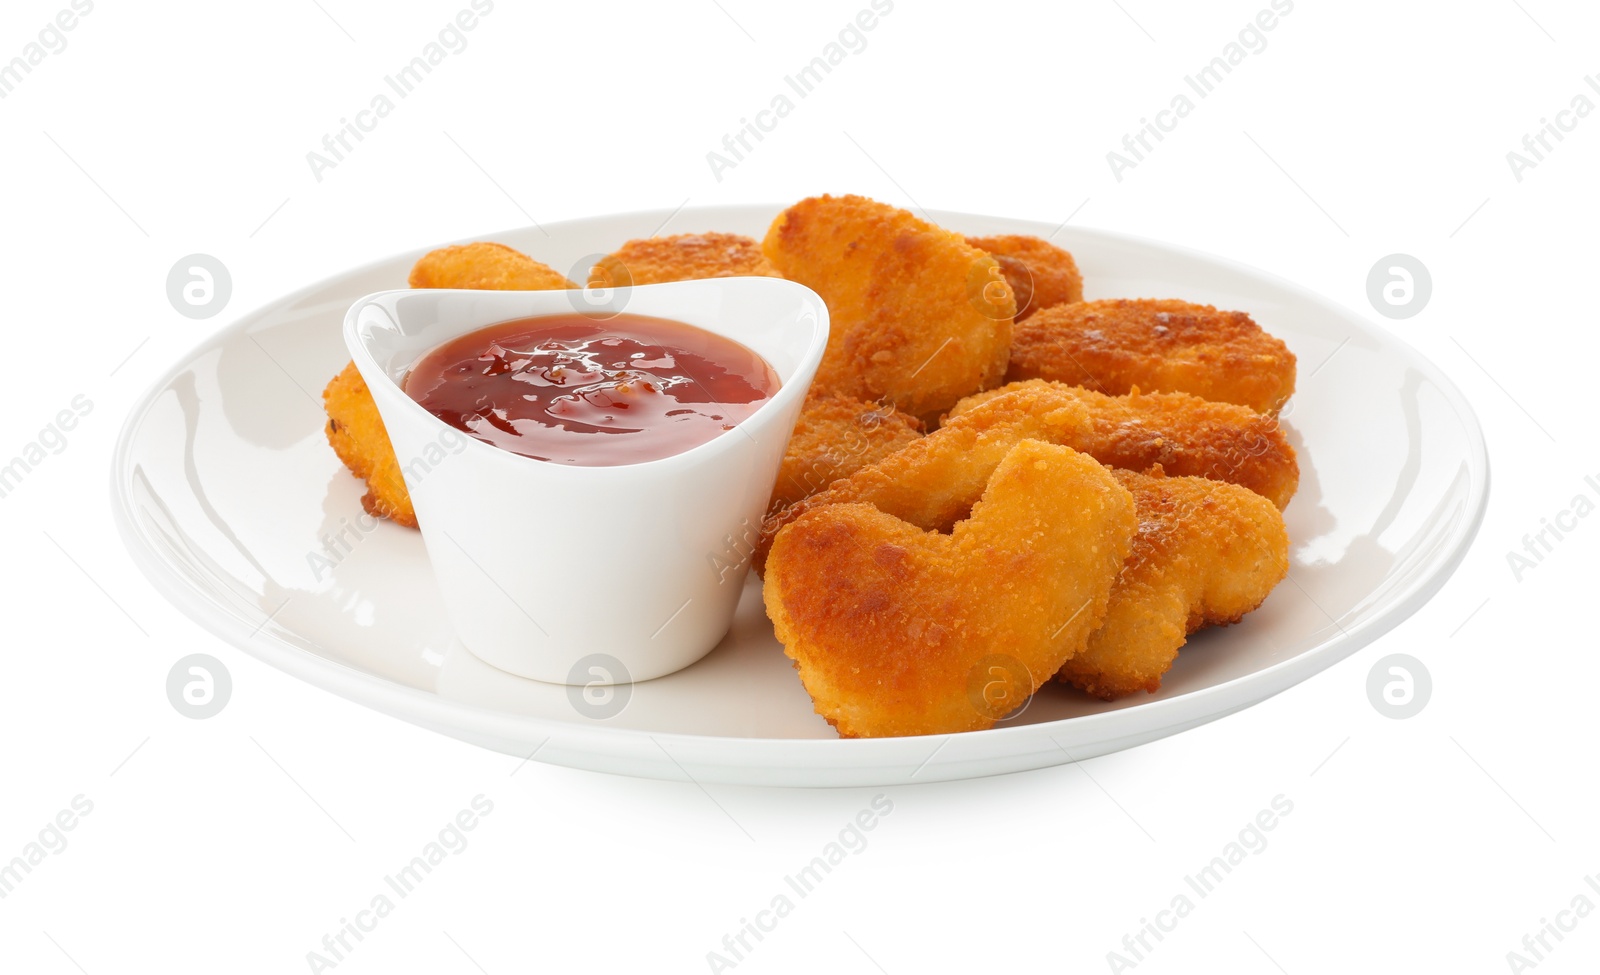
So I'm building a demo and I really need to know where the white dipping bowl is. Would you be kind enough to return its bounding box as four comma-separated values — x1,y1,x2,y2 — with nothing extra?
343,278,829,684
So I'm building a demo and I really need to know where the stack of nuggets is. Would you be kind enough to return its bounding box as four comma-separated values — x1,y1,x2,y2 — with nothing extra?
318,194,1302,739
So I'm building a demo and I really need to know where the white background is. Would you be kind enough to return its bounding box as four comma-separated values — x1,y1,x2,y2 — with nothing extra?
2,0,1595,972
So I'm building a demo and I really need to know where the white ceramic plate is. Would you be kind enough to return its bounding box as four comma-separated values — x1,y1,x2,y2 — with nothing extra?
112,205,1489,787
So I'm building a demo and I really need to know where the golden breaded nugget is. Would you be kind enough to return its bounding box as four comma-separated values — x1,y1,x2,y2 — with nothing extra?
764,440,1136,738
590,232,780,287
1009,298,1297,414
324,361,417,527
946,380,1299,509
1059,468,1289,699
407,241,574,291
762,194,1013,422
324,244,575,527
756,378,1297,572
965,234,1084,320
768,392,924,517
759,388,1093,571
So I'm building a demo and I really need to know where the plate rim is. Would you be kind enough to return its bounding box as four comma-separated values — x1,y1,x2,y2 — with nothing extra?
109,203,1492,785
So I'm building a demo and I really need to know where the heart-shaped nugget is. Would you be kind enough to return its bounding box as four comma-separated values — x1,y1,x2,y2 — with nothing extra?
763,440,1137,738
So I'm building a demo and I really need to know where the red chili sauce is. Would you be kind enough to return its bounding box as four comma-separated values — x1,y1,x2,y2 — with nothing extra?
403,313,779,466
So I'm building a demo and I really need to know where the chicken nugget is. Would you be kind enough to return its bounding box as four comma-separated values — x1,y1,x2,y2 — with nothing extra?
762,194,1013,422
965,234,1084,320
323,243,575,527
1008,298,1297,414
407,241,575,291
764,440,1136,738
768,392,924,518
947,380,1298,509
589,232,780,287
756,377,1296,572
324,361,417,526
1058,467,1289,699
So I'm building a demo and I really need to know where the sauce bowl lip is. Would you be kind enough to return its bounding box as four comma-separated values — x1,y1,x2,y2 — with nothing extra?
342,277,831,477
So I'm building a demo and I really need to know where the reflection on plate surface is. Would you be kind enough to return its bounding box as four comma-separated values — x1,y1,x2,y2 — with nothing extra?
112,206,1488,786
